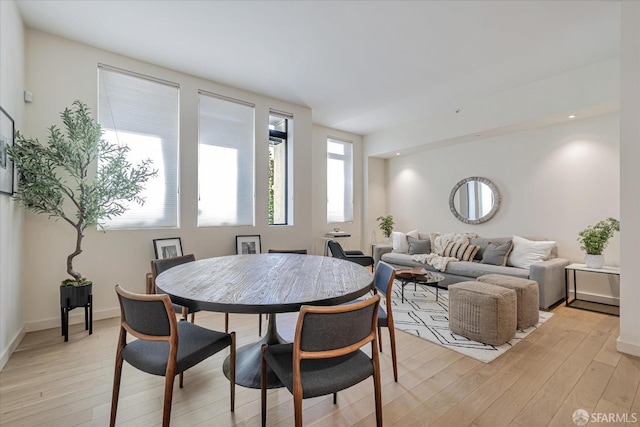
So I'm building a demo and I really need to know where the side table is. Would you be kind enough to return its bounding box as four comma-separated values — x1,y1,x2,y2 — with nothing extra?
565,263,620,316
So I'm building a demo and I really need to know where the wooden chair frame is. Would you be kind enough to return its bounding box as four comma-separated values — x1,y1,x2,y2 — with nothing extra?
110,285,236,427
374,261,399,382
260,295,383,427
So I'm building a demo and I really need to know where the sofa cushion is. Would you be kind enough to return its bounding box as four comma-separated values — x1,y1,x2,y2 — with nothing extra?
381,253,530,280
408,237,431,255
480,241,513,266
445,261,529,280
507,235,555,269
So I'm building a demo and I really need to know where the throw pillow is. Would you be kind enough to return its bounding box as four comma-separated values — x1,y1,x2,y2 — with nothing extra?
408,237,431,255
460,244,480,261
442,241,467,259
480,241,513,266
430,232,475,256
507,235,556,269
392,231,409,253
443,241,481,261
392,230,419,253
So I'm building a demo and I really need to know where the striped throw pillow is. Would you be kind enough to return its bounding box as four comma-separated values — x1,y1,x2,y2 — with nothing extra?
443,241,479,261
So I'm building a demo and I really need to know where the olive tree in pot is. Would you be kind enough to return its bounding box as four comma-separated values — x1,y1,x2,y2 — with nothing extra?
8,101,156,339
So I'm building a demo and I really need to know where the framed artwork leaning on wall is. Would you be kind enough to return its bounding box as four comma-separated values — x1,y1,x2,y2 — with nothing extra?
153,237,183,259
236,235,261,255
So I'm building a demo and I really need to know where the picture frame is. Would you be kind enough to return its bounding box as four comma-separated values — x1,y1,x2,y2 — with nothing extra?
0,106,15,196
236,235,261,255
153,237,183,259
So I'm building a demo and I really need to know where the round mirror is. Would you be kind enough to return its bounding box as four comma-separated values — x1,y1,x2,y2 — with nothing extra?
449,177,500,224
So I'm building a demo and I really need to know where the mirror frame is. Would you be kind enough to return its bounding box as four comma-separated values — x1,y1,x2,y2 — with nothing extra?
448,176,501,225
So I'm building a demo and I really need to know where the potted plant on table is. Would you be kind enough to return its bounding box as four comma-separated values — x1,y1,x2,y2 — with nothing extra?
8,101,156,339
577,217,620,269
376,215,395,243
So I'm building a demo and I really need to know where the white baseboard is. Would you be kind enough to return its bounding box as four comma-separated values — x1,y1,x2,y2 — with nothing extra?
25,308,120,333
568,290,619,306
617,337,640,357
0,325,26,371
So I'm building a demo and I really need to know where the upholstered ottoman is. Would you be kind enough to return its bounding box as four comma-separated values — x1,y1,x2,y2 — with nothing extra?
477,274,539,329
448,281,517,346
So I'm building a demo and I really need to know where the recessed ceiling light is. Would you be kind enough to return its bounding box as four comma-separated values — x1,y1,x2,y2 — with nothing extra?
568,115,576,119
396,152,400,156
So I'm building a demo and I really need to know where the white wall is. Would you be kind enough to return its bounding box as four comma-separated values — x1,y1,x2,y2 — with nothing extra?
21,29,317,331
366,157,387,251
0,0,25,370
377,113,621,303
618,0,640,357
311,125,364,254
384,114,620,260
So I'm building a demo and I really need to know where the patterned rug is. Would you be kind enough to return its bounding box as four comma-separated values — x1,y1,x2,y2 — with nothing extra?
386,280,553,363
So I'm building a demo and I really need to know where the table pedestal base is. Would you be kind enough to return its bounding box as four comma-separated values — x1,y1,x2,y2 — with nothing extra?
223,313,287,389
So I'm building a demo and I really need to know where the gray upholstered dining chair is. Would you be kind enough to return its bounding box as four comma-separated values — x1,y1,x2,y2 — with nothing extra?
260,295,383,427
373,261,399,382
110,285,236,427
151,254,205,324
327,239,375,270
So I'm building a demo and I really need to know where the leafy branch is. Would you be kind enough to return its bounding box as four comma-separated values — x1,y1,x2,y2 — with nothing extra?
8,101,157,284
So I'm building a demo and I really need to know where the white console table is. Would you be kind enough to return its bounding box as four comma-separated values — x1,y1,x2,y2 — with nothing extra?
565,263,620,316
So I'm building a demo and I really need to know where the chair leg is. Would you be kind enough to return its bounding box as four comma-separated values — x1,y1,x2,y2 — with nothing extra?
389,326,398,382
371,343,383,427
225,313,229,333
181,306,188,321
260,344,268,427
230,332,236,412
161,375,176,427
378,325,383,352
333,392,337,404
293,392,303,427
190,312,195,323
109,354,124,427
179,372,184,388
258,314,262,337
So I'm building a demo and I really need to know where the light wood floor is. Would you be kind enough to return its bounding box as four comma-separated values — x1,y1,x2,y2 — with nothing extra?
1,305,638,426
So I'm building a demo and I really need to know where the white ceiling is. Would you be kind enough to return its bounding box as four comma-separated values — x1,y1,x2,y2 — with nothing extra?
15,0,620,136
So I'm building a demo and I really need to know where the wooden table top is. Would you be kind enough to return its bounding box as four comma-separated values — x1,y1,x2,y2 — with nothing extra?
155,253,374,314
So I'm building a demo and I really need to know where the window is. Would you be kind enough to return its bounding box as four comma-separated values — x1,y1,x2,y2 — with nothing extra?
269,113,291,225
198,91,255,227
327,138,353,223
98,65,180,228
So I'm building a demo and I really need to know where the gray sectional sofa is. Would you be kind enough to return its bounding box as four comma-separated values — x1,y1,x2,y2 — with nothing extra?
373,235,569,309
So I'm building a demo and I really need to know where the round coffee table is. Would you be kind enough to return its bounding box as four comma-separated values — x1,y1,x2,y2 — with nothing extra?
395,267,445,302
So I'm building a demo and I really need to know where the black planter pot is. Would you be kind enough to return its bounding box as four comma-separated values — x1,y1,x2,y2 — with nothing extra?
60,282,92,309
60,282,93,342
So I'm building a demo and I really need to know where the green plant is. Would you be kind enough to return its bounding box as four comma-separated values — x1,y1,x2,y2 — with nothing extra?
577,217,620,255
8,101,156,286
376,215,395,238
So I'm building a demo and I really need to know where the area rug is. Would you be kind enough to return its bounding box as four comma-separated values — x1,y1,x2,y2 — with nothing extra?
386,281,553,363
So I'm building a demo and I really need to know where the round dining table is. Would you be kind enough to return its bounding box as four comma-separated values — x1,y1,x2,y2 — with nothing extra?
155,253,374,389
